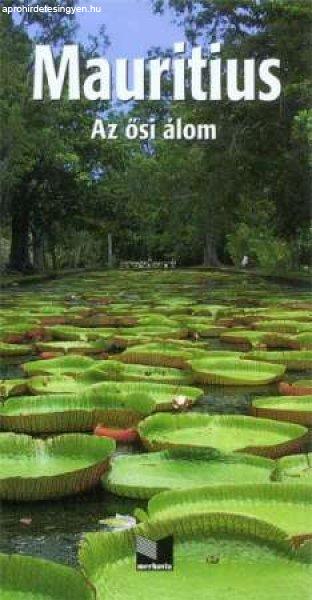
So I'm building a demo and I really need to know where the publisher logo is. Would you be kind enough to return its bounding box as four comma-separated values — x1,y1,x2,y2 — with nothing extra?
136,535,174,571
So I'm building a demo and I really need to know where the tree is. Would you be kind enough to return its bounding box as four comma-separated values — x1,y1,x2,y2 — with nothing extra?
0,4,116,272
147,0,311,265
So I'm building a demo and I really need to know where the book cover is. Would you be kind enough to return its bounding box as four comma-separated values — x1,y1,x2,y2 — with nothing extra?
0,1,311,599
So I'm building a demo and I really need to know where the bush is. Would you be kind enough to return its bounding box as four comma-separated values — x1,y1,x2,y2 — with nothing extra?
294,227,312,268
252,237,293,273
0,228,11,271
226,225,293,273
226,224,251,267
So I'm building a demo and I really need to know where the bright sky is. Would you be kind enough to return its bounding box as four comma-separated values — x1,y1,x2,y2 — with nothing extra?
77,0,184,58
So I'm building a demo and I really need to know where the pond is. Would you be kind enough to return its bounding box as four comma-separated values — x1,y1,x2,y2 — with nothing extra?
0,269,310,565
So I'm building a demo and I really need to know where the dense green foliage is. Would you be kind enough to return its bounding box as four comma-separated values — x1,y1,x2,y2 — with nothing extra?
0,1,311,271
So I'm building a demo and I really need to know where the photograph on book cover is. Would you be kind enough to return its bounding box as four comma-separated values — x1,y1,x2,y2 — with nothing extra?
0,0,311,598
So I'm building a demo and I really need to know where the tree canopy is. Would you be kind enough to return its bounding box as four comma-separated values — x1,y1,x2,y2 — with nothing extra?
0,0,311,272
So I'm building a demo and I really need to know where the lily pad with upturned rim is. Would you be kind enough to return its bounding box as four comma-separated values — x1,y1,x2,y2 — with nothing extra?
138,413,307,458
79,361,192,385
0,378,30,399
293,379,312,391
0,433,115,500
0,323,42,343
251,395,312,426
117,342,209,369
276,453,312,484
0,391,156,433
22,355,96,377
136,314,180,327
245,350,312,371
220,329,295,350
252,320,312,334
28,375,86,395
279,380,312,395
291,333,312,350
143,483,312,540
79,513,312,600
27,375,199,406
190,356,285,385
87,381,203,411
245,309,312,323
102,448,274,499
44,325,117,341
35,340,107,355
116,325,188,340
0,553,94,600
0,342,33,357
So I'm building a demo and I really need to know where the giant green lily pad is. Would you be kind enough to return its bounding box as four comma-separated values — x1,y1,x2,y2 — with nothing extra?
0,323,42,343
257,309,312,322
80,361,192,385
292,333,312,350
116,325,187,340
68,315,136,328
0,342,33,357
0,378,29,399
0,553,94,599
103,448,274,498
245,350,312,371
143,484,312,539
0,433,115,500
251,395,312,426
173,315,227,336
0,390,155,433
46,325,117,341
28,375,85,395
293,380,312,392
240,309,311,323
277,453,312,484
252,320,312,334
137,314,180,327
31,304,67,315
28,372,193,399
221,330,266,347
220,329,295,350
88,381,203,411
79,514,312,600
118,342,208,369
35,340,107,355
190,356,285,385
23,355,96,377
138,413,307,457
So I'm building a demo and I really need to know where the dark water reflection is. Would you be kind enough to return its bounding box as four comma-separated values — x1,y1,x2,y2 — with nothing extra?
0,486,146,566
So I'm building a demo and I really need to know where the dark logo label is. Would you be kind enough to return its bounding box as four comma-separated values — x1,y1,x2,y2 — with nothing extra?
136,535,174,571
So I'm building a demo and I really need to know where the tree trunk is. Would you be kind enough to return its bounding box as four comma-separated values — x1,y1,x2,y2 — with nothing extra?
8,200,33,272
32,229,45,272
50,246,57,271
107,233,113,268
203,233,221,267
